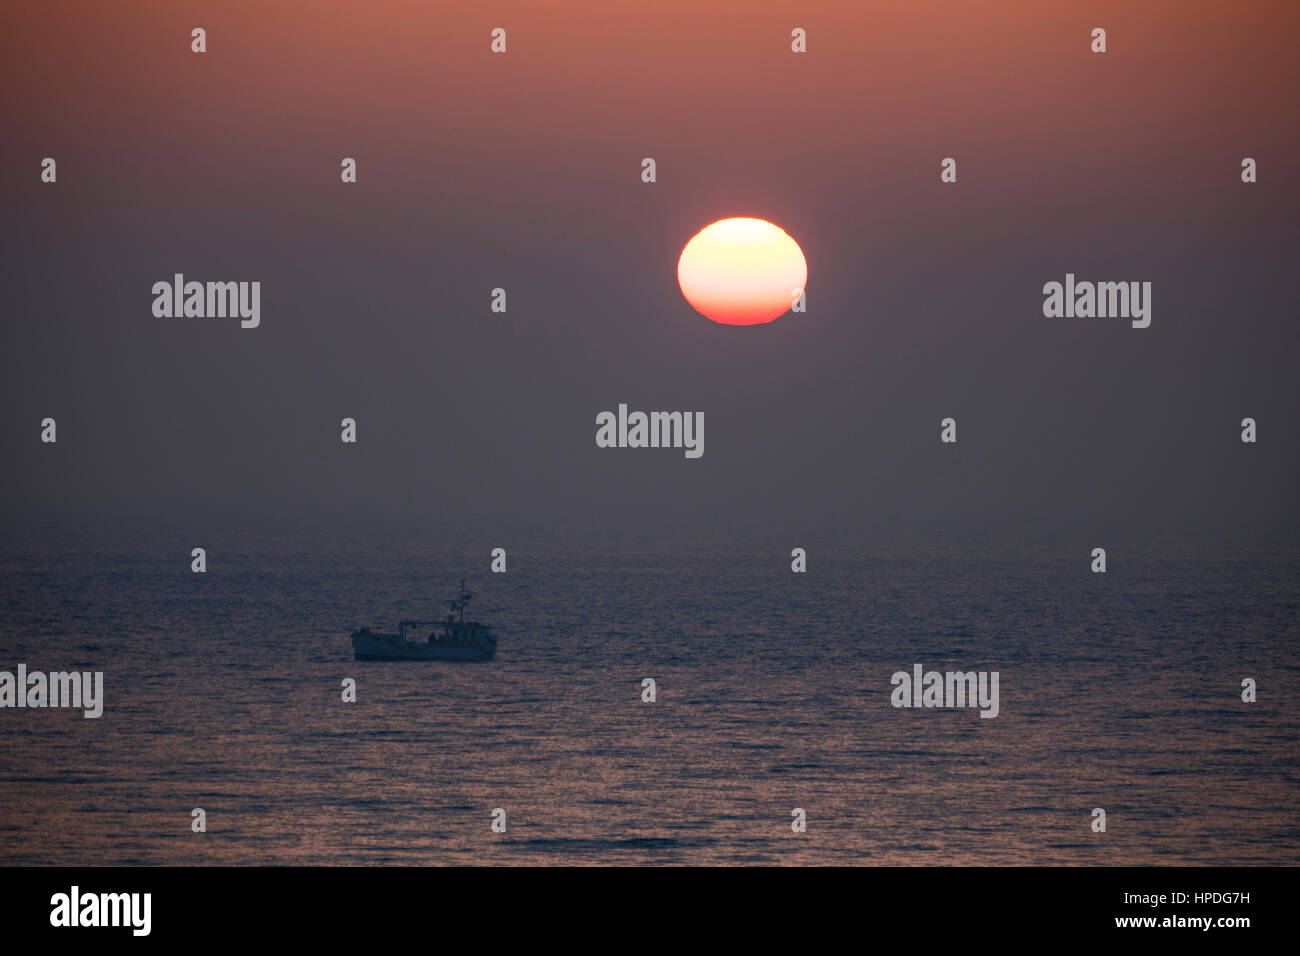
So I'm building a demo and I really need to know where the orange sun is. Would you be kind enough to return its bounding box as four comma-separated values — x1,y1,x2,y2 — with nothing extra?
677,217,807,326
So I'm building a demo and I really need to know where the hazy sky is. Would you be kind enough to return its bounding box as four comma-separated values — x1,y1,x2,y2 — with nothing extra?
2,0,1297,553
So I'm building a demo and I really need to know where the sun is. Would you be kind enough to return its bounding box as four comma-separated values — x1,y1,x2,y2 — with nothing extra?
677,217,807,326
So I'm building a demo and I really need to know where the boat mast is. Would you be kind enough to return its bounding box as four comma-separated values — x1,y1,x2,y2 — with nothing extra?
449,578,473,624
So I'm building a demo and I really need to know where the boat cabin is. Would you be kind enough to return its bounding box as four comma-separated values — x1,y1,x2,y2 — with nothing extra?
395,580,494,647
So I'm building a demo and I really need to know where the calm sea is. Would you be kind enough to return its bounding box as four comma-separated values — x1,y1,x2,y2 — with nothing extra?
1,546,1297,865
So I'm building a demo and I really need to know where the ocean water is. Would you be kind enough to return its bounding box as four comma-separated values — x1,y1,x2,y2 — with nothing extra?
1,546,1297,865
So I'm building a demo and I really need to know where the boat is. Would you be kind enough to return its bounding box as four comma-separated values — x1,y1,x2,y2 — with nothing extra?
351,579,497,661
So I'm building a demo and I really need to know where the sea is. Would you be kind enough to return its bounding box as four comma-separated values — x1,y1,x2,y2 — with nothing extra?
1,544,1297,865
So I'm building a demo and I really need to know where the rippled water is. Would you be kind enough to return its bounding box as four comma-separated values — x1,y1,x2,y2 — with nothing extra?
1,546,1297,864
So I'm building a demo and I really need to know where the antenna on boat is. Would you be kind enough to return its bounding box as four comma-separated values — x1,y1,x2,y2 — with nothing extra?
447,577,473,623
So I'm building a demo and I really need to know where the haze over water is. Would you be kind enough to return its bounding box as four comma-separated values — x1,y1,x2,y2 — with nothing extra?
2,544,1295,865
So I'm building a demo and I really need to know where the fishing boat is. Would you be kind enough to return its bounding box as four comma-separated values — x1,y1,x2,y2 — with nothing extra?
351,579,497,661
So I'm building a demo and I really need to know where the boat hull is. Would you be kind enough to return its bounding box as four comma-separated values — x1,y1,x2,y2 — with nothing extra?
351,630,495,662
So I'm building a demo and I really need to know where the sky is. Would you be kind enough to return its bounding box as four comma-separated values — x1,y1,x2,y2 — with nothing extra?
2,0,1297,554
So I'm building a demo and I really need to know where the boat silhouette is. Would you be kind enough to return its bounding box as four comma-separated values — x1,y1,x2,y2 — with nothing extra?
351,579,497,661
